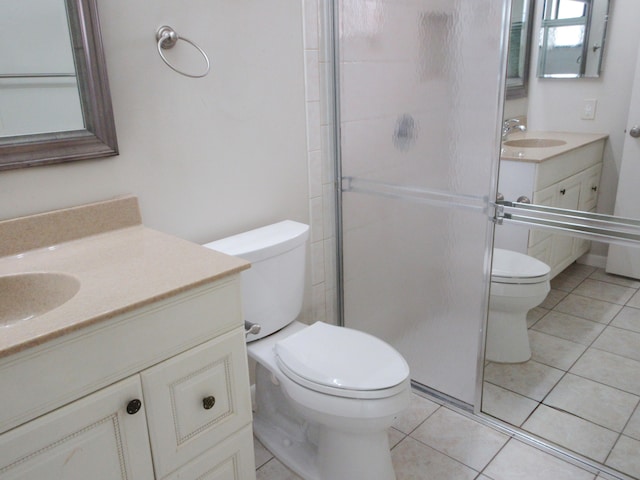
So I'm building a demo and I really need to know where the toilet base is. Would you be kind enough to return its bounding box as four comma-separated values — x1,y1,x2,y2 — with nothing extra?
254,417,395,480
253,363,398,480
485,310,532,363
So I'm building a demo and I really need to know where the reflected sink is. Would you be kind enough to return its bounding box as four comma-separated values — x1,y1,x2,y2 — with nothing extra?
0,273,81,326
503,138,567,148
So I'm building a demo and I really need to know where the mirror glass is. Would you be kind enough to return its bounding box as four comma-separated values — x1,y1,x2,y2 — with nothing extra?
506,0,534,98
0,0,117,171
0,0,84,138
537,0,610,78
485,0,640,476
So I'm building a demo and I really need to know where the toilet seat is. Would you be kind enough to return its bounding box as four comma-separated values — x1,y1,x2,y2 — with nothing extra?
492,248,550,284
274,322,410,399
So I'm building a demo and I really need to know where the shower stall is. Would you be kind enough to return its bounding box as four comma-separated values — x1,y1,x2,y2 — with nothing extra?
332,1,640,478
335,0,508,406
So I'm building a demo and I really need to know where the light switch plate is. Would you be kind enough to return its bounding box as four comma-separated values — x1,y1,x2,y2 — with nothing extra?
582,99,597,120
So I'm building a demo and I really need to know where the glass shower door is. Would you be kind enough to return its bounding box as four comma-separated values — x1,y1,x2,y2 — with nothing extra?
337,0,509,406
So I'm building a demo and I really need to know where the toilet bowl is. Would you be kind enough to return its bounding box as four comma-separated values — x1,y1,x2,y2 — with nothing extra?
204,221,411,480
486,248,550,363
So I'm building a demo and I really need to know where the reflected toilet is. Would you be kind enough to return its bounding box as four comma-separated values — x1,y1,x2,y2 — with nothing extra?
486,248,551,363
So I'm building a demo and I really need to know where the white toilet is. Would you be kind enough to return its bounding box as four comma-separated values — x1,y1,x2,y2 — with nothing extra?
204,220,411,480
486,248,551,363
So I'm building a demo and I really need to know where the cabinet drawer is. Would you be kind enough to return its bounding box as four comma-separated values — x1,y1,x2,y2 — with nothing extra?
0,376,154,480
141,329,252,478
164,425,256,480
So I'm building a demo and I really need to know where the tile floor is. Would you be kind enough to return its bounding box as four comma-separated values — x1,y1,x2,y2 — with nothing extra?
253,264,640,480
482,264,640,480
254,392,616,479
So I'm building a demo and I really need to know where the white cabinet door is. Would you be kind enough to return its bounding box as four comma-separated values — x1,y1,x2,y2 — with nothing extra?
164,426,256,480
549,176,582,274
141,329,252,478
577,164,602,212
0,376,154,480
528,235,552,266
573,164,602,257
530,182,555,248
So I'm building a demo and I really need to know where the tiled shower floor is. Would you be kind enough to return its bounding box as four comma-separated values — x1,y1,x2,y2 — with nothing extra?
483,263,640,479
254,392,612,479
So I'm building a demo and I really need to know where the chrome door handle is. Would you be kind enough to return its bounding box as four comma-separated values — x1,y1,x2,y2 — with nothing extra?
630,125,640,138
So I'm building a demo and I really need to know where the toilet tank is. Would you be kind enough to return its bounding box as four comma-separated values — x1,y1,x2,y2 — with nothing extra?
203,220,309,342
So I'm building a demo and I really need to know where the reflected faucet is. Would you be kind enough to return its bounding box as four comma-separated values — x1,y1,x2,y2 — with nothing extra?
502,118,526,140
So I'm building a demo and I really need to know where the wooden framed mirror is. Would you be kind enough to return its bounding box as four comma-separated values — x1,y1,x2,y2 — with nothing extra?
0,0,118,171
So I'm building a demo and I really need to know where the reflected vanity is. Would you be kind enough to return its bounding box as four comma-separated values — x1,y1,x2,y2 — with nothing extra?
484,128,640,479
496,131,607,278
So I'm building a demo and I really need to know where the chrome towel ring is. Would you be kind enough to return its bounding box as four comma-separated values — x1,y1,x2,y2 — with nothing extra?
155,25,210,78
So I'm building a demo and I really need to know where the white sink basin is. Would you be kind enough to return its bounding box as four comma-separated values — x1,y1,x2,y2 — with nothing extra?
0,273,80,326
503,138,567,148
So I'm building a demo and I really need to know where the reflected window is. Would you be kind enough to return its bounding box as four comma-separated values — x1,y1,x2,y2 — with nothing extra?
537,0,609,78
546,24,585,47
554,0,587,19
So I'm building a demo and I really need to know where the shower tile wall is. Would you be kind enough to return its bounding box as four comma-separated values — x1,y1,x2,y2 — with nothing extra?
302,0,337,325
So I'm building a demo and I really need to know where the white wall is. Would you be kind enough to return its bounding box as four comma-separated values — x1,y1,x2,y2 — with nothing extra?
2,0,308,239
503,96,528,120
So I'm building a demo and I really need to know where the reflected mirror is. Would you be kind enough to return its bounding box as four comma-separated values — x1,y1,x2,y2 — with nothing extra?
537,0,610,78
506,0,534,99
0,0,117,171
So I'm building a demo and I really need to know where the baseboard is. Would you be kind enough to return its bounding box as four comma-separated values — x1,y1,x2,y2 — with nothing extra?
577,253,607,269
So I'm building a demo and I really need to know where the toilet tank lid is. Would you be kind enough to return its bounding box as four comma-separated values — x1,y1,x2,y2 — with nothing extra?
203,220,309,262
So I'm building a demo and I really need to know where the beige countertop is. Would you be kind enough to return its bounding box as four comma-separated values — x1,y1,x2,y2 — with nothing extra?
0,196,249,358
500,131,608,163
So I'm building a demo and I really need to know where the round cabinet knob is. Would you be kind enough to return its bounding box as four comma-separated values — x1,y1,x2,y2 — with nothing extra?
126,399,142,415
560,188,566,195
591,186,598,192
202,396,216,410
630,125,640,138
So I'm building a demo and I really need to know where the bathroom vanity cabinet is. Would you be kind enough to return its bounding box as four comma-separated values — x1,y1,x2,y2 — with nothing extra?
496,133,606,278
0,278,256,480
0,196,255,480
